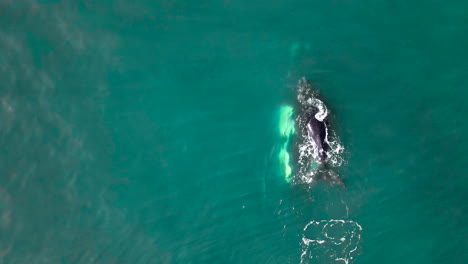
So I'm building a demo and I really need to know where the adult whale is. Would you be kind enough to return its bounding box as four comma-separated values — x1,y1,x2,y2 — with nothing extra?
295,77,329,161
306,113,328,161
293,77,345,188
278,42,345,187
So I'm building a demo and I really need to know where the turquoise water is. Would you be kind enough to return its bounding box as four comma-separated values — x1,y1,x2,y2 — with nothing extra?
1,1,467,263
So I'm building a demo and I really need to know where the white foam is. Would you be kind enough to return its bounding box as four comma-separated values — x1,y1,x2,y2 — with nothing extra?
300,220,362,264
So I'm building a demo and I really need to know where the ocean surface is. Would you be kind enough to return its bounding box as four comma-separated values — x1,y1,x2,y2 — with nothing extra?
1,1,467,263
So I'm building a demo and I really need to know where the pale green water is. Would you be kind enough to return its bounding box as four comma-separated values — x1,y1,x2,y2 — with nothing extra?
0,1,467,263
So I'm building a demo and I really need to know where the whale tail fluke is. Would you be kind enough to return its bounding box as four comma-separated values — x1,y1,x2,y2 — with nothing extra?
317,165,346,189
325,170,346,189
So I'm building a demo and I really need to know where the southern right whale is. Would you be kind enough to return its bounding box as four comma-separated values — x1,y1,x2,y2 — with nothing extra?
293,77,345,188
306,112,328,162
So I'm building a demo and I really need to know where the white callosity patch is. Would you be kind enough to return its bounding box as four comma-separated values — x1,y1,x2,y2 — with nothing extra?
306,97,328,122
301,220,362,264
294,78,345,184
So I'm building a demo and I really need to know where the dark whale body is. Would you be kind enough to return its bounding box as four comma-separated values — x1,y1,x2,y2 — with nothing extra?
291,77,345,188
306,114,328,161
294,77,330,162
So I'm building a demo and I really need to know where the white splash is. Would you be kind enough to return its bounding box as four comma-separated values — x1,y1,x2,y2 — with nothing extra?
300,220,363,264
